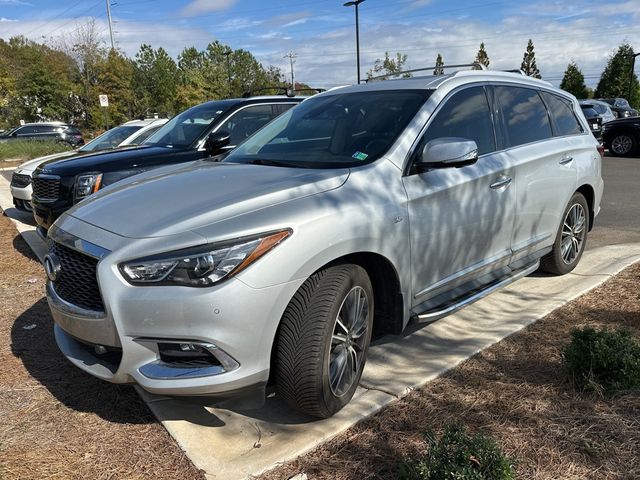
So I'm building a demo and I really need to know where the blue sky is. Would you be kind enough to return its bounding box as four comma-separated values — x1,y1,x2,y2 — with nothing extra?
1,0,639,88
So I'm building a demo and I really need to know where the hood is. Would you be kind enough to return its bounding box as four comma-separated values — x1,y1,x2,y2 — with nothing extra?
67,161,349,238
16,150,78,173
605,116,640,126
37,145,178,176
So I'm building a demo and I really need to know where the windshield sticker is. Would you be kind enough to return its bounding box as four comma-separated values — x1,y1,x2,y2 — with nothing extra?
352,151,369,161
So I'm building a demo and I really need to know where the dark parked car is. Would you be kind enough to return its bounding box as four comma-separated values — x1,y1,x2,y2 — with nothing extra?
579,103,603,139
0,122,84,147
602,116,640,156
598,98,638,119
32,96,303,230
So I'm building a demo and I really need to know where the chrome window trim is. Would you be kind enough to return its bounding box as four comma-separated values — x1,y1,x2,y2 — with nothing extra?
196,101,300,151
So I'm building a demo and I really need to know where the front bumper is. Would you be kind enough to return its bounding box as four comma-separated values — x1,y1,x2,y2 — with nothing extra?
45,227,303,398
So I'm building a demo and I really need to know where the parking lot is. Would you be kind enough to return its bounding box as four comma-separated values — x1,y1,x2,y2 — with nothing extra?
1,154,638,479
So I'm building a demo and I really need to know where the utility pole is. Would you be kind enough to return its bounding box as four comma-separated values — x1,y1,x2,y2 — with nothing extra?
284,51,296,93
106,0,115,51
627,53,640,104
223,51,232,97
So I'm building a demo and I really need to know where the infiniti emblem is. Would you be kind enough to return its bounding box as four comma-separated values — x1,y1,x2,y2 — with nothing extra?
44,254,61,282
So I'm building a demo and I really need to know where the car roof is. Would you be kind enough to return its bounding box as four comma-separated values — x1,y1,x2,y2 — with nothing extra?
21,122,70,127
122,118,169,127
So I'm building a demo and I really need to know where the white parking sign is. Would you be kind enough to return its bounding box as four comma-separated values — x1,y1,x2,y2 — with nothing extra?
99,94,109,107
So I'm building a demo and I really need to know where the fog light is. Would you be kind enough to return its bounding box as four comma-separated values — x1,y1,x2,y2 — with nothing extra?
94,345,107,355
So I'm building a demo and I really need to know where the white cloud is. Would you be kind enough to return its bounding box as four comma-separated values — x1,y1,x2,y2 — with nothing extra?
0,17,18,22
0,0,31,4
180,0,237,18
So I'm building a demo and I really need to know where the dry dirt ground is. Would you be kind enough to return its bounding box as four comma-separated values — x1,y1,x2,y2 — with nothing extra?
0,212,205,480
260,264,640,480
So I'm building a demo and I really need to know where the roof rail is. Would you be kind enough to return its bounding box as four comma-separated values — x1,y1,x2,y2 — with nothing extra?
501,69,526,75
366,62,486,82
242,86,326,98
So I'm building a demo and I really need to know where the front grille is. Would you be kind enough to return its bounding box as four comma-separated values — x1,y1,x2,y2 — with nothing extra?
11,173,31,188
50,241,104,312
33,176,60,200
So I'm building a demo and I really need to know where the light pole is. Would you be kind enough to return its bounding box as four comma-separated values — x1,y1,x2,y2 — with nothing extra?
344,0,365,84
627,52,640,104
223,51,232,98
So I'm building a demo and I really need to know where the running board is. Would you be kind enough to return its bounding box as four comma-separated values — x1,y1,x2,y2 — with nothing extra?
411,261,540,323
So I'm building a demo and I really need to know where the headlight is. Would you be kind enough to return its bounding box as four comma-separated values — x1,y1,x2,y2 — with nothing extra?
119,229,291,287
75,173,102,202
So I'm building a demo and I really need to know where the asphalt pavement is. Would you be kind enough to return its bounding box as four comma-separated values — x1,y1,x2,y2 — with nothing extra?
589,155,640,248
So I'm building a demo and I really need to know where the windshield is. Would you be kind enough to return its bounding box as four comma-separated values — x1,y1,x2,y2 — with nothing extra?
145,101,236,148
80,125,142,152
1,127,19,136
614,98,631,108
225,90,430,168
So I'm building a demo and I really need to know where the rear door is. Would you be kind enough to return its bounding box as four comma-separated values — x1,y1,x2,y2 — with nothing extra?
403,85,516,307
494,86,579,267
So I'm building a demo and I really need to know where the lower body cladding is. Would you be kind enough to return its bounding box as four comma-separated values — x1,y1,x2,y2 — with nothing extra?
46,256,304,407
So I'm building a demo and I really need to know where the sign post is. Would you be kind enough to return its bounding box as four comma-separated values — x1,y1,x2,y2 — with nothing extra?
99,94,109,130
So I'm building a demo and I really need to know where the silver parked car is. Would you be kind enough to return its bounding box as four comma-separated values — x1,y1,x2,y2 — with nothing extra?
43,70,603,418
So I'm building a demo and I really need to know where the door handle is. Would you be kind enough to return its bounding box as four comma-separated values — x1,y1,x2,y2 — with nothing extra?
490,175,512,190
559,155,573,165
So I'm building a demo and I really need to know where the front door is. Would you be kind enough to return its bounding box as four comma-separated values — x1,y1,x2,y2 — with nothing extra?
402,85,516,308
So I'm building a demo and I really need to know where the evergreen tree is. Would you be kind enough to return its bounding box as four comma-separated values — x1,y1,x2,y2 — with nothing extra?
520,39,541,78
473,43,490,69
433,54,444,75
366,52,411,80
594,42,640,107
560,62,588,98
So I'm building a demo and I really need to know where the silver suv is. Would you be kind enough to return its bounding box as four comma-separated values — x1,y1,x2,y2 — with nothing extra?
43,71,603,418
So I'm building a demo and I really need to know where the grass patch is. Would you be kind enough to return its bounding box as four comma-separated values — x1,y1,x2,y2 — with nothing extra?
399,424,515,480
565,326,640,394
0,140,72,162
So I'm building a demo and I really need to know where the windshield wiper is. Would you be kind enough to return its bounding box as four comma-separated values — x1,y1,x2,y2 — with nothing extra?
243,158,303,168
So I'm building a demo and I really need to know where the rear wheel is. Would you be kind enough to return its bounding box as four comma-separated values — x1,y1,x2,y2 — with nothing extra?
275,264,373,418
540,192,589,275
609,133,636,157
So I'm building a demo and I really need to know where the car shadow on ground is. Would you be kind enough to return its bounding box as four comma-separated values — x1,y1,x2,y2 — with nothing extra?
11,298,157,425
13,233,39,262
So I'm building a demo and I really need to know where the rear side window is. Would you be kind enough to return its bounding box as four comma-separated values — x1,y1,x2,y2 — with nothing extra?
223,105,277,146
496,86,552,147
421,86,496,155
541,92,584,136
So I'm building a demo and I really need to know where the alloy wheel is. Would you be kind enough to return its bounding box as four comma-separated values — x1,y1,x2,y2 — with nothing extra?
611,135,633,155
561,203,586,265
328,286,369,397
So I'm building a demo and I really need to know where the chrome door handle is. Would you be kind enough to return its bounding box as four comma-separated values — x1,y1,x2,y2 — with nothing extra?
490,175,512,190
559,155,573,165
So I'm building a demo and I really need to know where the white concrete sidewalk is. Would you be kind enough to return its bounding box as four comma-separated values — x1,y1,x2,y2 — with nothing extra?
2,171,639,480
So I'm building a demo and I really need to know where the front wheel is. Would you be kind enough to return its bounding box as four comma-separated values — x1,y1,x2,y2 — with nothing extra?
609,133,637,157
275,264,374,418
540,192,589,275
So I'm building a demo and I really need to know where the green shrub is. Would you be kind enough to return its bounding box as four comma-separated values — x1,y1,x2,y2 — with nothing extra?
400,424,515,480
564,326,640,394
0,140,72,162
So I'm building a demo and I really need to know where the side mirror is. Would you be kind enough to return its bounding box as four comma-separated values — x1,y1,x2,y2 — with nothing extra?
414,137,478,172
204,130,231,156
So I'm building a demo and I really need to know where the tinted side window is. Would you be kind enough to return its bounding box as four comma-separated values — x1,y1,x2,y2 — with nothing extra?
496,86,552,147
274,103,297,115
541,92,583,136
421,86,495,155
223,105,276,145
17,126,38,134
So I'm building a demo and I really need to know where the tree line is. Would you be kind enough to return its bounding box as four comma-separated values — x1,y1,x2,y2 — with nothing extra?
0,20,288,130
368,40,640,106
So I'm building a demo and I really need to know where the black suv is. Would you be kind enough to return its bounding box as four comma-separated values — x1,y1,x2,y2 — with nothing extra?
32,96,303,229
579,103,603,140
598,98,638,119
0,122,84,147
602,116,640,157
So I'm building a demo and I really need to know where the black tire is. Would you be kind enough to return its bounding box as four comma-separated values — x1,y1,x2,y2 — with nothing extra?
275,264,374,418
608,132,637,157
540,192,589,275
